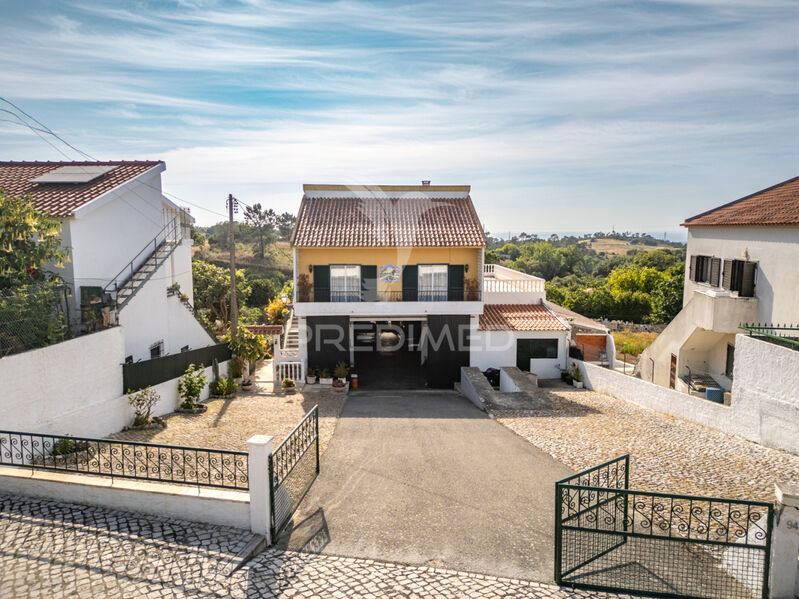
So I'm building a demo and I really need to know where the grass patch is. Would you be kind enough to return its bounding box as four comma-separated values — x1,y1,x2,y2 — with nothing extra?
612,329,659,356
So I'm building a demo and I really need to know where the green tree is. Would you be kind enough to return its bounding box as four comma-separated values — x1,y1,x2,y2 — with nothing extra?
606,266,663,295
650,264,684,323
192,260,251,324
276,212,296,240
633,248,683,271
484,249,500,264
0,191,69,288
498,243,521,260
243,204,277,258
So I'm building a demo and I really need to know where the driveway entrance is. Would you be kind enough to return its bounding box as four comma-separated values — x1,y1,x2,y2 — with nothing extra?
279,390,573,582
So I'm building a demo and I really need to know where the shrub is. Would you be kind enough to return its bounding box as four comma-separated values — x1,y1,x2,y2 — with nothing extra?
128,386,161,426
282,377,296,388
211,376,237,396
319,368,331,379
227,327,266,364
333,361,349,379
51,437,89,457
178,363,207,408
266,297,289,325
230,358,244,379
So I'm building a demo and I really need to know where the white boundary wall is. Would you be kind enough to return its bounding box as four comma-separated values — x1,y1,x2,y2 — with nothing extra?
0,326,229,438
575,333,799,455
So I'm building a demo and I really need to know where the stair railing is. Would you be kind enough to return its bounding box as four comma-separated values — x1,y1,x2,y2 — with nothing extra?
102,216,181,301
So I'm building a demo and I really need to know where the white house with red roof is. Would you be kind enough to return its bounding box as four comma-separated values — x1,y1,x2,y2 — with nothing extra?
0,161,214,362
638,175,799,396
287,183,571,388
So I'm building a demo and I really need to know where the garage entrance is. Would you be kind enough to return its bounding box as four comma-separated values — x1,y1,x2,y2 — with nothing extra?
352,320,425,389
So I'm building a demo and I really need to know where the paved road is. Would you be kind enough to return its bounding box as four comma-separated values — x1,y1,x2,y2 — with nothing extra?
280,390,574,582
0,493,633,598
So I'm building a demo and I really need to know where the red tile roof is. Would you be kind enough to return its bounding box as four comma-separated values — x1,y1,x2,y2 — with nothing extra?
682,175,799,227
245,324,284,337
0,161,163,217
291,185,485,247
545,301,608,332
479,304,568,332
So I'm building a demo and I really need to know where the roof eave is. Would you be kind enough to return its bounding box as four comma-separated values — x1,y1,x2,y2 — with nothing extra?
70,162,165,219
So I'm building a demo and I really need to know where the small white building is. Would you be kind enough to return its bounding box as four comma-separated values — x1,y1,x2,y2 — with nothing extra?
0,160,214,362
639,175,799,394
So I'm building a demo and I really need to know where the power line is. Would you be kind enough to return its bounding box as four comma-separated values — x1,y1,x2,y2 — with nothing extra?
0,96,98,161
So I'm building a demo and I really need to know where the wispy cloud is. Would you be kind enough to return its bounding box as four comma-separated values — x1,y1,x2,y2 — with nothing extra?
0,0,796,232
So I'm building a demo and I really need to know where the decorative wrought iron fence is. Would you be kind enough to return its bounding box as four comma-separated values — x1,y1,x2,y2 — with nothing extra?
555,455,773,599
0,431,248,490
269,405,319,539
739,323,799,350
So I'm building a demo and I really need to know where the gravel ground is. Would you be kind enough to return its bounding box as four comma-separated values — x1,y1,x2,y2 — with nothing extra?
112,365,346,455
494,383,799,502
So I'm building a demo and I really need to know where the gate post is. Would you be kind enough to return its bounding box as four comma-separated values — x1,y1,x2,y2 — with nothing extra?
247,435,274,545
771,482,799,599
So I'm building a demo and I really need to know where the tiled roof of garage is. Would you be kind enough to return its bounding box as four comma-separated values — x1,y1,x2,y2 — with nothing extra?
0,161,162,217
479,304,569,331
291,184,485,247
682,175,799,227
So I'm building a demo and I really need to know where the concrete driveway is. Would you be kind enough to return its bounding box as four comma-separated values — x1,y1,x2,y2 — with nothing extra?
279,390,573,582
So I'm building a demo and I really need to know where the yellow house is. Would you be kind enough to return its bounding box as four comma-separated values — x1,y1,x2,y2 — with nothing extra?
288,183,570,389
290,183,485,388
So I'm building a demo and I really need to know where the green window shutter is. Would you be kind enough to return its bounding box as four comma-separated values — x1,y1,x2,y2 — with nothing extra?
402,265,418,301
447,265,464,301
313,265,330,302
361,265,377,302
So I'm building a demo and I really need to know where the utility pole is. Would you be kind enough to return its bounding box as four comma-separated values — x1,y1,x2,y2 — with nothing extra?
227,194,238,338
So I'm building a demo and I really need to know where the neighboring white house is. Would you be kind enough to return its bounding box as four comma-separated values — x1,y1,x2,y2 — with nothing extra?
286,183,571,388
638,175,799,395
0,160,214,362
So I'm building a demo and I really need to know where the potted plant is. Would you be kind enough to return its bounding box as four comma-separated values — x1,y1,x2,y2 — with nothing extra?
332,361,349,392
572,364,584,389
281,377,297,394
166,282,180,297
319,368,333,385
177,363,208,413
297,273,313,303
561,368,574,385
126,386,166,429
306,367,318,385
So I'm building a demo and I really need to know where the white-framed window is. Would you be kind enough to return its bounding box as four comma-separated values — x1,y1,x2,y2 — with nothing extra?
418,264,448,301
330,265,361,302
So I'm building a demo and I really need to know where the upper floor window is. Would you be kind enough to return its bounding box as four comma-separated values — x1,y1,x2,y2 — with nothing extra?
722,259,757,298
689,255,720,286
330,265,360,302
418,264,448,301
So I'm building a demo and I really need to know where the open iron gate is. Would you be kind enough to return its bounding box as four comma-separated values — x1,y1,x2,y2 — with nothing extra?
555,455,773,599
269,405,319,539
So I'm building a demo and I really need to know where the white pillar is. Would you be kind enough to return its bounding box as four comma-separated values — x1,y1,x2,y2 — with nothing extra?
247,434,274,545
772,482,799,599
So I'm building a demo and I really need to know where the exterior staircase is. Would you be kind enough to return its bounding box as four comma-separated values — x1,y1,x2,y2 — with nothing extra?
104,217,182,311
283,310,299,354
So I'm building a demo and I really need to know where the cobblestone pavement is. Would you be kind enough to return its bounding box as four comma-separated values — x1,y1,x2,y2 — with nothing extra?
495,383,799,502
112,364,345,455
0,493,638,599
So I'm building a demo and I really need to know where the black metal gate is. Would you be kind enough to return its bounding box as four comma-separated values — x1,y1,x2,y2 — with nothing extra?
555,456,773,599
269,405,319,539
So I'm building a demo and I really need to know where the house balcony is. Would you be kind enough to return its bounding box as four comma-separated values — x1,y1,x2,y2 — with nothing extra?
293,288,483,317
483,264,545,304
690,288,758,334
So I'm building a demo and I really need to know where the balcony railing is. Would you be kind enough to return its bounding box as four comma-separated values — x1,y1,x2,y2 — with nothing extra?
306,289,481,303
483,263,546,294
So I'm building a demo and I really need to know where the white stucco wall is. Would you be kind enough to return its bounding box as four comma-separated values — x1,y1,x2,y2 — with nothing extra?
684,225,799,323
63,168,169,306
0,327,125,433
0,467,250,531
470,329,568,379
118,239,210,362
0,325,227,438
577,333,799,455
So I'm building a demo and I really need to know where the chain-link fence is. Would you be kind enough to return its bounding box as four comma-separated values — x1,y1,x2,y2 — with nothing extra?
0,282,71,358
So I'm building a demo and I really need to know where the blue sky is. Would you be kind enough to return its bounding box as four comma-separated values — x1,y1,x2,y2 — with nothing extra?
1,1,797,234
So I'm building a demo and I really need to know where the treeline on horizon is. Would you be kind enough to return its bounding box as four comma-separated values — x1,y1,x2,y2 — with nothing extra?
484,232,686,324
